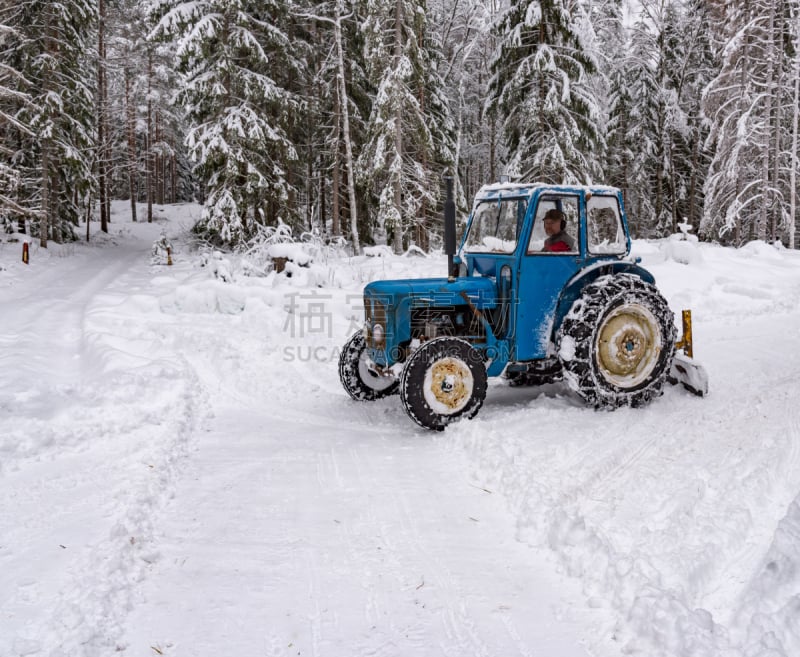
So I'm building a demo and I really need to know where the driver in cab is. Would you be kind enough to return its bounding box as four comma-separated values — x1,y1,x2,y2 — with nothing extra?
542,209,575,252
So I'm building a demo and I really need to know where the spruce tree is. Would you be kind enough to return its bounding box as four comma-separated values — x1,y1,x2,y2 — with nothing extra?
702,0,794,244
0,19,33,227
150,0,300,246
6,0,97,246
358,0,457,252
487,0,600,184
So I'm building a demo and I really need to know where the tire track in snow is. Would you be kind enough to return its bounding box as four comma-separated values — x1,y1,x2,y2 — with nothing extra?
0,241,206,657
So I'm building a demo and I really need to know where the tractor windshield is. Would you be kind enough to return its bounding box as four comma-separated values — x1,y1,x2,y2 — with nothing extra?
463,197,528,253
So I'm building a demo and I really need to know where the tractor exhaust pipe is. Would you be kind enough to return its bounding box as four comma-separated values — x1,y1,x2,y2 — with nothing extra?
443,176,457,280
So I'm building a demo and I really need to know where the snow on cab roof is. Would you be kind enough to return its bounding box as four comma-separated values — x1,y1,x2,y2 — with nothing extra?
475,181,620,199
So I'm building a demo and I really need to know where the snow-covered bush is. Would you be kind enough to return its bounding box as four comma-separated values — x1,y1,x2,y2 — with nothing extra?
199,249,234,282
151,231,174,265
661,222,703,265
241,221,350,286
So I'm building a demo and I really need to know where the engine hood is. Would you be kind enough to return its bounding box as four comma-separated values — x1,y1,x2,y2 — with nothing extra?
364,276,498,309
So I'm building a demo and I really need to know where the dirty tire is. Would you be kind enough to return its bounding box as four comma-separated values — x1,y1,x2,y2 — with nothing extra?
557,274,676,409
339,332,398,401
400,337,487,431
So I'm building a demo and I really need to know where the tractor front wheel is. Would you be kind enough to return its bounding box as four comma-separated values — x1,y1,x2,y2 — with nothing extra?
557,275,676,409
400,337,487,431
339,332,398,401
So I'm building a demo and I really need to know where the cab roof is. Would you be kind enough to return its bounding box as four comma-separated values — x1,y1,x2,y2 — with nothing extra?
474,182,621,202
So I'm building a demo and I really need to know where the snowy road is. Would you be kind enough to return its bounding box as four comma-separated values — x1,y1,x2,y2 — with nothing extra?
2,208,800,657
120,411,594,657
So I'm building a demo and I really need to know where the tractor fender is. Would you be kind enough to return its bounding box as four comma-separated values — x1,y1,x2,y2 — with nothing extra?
551,259,657,345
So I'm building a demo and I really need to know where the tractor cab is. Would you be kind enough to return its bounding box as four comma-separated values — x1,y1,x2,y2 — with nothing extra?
457,183,640,362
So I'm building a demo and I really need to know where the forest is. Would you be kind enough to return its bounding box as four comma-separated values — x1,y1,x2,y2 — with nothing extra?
1,0,799,252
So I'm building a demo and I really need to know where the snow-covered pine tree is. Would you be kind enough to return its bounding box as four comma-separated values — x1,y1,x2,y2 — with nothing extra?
431,0,496,204
94,0,195,226
612,1,673,237
5,0,97,246
107,0,150,223
597,1,640,224
663,0,715,234
358,0,457,253
604,0,714,238
702,0,794,245
486,0,600,185
150,0,299,246
789,3,800,249
295,0,372,253
772,0,799,247
0,19,33,229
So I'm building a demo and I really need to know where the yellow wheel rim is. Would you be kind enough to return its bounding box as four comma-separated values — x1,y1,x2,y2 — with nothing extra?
596,304,662,387
424,357,473,414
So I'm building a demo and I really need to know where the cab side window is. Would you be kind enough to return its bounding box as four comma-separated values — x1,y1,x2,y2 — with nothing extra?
526,195,580,254
587,196,626,254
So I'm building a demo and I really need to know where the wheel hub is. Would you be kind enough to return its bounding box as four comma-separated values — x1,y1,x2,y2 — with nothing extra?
596,304,662,387
426,357,472,413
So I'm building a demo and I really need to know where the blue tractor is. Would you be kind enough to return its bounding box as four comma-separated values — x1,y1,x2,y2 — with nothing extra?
339,179,707,430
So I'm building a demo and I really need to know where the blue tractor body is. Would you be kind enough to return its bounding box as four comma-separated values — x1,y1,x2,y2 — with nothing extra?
363,183,653,376
340,181,704,430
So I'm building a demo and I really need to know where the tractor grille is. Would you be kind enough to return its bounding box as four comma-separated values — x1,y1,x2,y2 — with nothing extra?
365,296,388,348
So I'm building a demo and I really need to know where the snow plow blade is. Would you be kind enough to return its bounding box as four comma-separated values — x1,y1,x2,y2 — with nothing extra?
667,309,708,397
669,352,708,397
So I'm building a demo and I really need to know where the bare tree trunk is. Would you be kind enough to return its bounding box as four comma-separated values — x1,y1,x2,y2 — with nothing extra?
39,5,54,248
146,49,154,223
125,72,137,222
689,135,698,228
418,85,428,251
40,141,50,248
171,149,177,204
758,0,777,241
307,142,313,230
334,0,360,253
735,0,752,245
770,1,786,243
332,84,341,236
98,0,109,233
155,112,164,206
791,28,800,249
669,138,678,234
489,120,496,183
392,0,403,254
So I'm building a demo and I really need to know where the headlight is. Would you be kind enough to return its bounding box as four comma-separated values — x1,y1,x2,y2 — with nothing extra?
373,323,385,345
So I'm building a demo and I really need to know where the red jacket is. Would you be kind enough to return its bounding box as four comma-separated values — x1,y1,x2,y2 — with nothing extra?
544,240,571,252
543,231,575,252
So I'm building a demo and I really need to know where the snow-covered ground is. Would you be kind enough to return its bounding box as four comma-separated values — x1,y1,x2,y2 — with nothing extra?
1,202,799,657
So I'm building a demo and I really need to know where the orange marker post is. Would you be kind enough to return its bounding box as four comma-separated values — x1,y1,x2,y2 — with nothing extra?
22,242,29,264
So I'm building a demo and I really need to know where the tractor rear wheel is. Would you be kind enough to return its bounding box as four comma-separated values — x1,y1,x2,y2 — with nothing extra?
339,332,398,401
557,274,676,409
400,337,487,431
